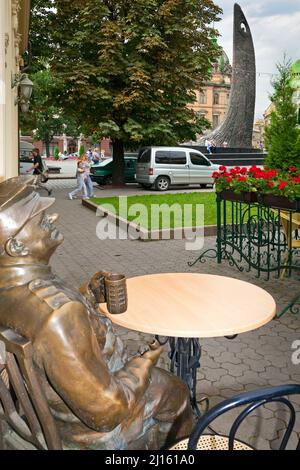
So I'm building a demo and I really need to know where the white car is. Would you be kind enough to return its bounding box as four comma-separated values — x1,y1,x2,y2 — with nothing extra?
136,146,220,191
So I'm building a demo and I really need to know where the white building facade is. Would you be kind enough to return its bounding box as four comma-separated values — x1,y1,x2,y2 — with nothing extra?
0,0,30,182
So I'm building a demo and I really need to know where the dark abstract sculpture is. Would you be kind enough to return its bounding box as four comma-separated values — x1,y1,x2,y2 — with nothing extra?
0,176,192,450
200,3,256,148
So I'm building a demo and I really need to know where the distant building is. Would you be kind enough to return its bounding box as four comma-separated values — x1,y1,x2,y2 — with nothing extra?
263,102,275,127
21,135,112,157
0,1,30,181
188,48,232,131
290,59,300,124
252,118,265,149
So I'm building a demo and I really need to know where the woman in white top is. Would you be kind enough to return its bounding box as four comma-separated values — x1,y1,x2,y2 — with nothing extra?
68,161,88,199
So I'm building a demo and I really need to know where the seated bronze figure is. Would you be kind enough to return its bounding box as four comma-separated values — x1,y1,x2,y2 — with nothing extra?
0,176,192,450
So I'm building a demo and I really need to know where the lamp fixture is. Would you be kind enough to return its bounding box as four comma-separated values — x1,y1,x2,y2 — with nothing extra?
11,72,33,112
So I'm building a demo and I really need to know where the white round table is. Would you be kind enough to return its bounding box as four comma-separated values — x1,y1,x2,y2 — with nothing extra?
99,273,276,414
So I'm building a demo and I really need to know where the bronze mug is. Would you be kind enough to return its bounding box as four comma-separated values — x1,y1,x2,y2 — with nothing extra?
89,271,109,304
104,273,127,314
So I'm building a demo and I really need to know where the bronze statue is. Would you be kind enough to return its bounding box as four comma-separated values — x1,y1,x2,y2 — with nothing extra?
0,176,192,450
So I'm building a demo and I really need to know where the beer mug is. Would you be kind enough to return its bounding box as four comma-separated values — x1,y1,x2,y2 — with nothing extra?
104,273,128,314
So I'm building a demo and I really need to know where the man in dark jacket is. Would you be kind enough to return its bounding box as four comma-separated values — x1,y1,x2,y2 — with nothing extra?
27,148,52,196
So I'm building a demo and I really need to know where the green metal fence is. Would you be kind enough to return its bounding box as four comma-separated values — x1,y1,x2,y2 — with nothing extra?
190,193,300,281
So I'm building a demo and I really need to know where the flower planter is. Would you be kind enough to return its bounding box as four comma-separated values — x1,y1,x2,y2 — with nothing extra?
219,190,257,204
257,193,300,211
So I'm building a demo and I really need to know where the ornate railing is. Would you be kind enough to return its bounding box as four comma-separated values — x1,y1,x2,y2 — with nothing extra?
189,191,300,281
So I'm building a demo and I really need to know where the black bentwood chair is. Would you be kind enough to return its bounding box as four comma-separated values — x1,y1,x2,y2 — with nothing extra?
170,384,300,450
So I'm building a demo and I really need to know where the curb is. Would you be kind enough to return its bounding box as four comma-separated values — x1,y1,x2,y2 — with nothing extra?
82,199,217,240
49,176,76,180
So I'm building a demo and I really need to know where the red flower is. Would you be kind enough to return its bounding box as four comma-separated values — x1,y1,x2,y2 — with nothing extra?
289,167,297,172
226,177,233,183
212,171,220,178
278,181,288,189
240,167,247,174
238,176,247,182
249,165,259,174
267,181,274,187
219,165,227,172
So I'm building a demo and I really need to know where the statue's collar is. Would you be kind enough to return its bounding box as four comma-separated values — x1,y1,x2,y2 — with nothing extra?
0,264,54,289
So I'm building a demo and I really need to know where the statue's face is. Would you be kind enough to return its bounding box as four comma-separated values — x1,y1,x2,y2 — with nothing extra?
16,210,64,263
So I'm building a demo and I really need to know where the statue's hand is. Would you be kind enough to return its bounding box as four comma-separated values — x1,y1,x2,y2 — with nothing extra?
139,339,163,365
89,271,108,304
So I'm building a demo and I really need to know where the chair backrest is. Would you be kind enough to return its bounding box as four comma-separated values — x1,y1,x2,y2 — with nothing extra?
188,384,300,450
279,211,300,246
0,326,62,450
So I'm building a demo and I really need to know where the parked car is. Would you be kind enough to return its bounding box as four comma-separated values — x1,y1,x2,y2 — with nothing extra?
90,154,137,185
19,156,33,175
135,146,220,191
19,141,34,174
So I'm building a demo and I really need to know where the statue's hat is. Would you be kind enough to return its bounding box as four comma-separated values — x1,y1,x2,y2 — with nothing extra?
0,176,55,244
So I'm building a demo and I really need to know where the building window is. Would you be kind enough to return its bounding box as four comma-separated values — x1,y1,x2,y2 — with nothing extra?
213,93,219,105
226,93,230,104
212,114,219,129
197,110,207,120
199,92,206,104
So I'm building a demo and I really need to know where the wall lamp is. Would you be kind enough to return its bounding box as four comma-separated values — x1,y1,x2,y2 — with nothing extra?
11,73,33,112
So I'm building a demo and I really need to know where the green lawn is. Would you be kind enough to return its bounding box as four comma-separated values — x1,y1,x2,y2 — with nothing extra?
92,192,220,229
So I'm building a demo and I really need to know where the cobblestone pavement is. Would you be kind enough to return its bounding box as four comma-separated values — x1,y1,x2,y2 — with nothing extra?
45,180,300,450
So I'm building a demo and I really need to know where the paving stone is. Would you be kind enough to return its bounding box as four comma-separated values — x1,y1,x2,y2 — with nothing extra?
214,352,242,365
259,366,290,381
217,375,244,391
237,347,264,360
200,367,228,382
221,362,250,377
236,371,268,387
242,358,271,372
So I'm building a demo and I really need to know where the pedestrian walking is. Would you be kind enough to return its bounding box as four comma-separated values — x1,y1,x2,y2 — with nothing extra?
82,155,94,198
205,139,212,154
26,148,52,196
68,161,87,199
87,147,93,162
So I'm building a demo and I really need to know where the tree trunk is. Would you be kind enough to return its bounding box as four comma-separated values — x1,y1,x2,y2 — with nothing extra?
45,137,50,158
112,138,125,185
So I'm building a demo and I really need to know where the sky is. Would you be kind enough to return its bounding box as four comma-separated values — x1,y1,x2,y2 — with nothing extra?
215,0,300,120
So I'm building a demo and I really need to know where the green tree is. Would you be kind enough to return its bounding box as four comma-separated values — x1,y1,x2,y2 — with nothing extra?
79,144,85,159
51,0,221,184
20,69,78,157
28,0,57,72
54,146,59,160
21,1,79,157
264,59,300,170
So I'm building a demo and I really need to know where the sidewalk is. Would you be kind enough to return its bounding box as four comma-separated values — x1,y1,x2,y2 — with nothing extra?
46,181,299,449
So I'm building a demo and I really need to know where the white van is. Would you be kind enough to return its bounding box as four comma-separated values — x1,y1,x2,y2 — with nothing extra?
135,146,220,191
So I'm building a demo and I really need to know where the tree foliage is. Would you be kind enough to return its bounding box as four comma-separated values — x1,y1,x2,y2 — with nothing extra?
20,69,77,157
21,0,78,157
264,59,300,170
28,0,57,71
51,0,222,183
